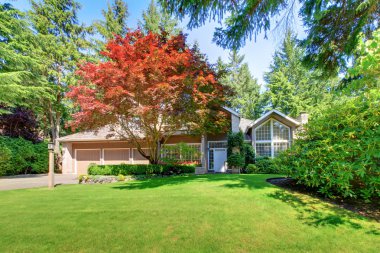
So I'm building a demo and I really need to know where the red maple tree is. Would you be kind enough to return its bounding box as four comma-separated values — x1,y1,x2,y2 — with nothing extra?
68,30,227,163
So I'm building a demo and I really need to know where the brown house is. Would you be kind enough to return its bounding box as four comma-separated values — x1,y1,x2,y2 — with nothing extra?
58,108,304,175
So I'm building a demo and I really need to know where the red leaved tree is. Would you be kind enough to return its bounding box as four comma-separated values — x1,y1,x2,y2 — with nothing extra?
68,30,228,164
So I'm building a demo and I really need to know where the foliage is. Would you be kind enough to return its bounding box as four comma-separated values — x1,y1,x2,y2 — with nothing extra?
263,31,334,117
160,0,379,74
0,3,50,113
92,0,128,41
69,30,227,164
255,157,278,174
0,136,48,176
245,164,258,174
140,0,180,36
344,28,380,92
29,0,91,164
217,50,263,119
276,89,380,199
227,153,245,169
0,107,40,142
117,174,126,181
243,143,255,166
88,163,195,176
161,142,201,165
227,131,245,170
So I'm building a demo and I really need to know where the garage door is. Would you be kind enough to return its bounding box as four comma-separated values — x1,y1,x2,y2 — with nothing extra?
76,149,101,175
104,149,130,165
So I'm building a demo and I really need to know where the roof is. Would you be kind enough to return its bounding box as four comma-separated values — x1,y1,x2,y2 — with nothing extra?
58,125,122,142
246,110,300,132
239,117,254,133
223,107,240,117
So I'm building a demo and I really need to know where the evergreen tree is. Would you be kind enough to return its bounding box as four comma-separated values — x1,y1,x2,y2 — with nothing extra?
263,31,333,117
29,0,90,166
140,0,180,35
0,4,50,113
93,0,128,41
160,0,379,75
218,50,262,119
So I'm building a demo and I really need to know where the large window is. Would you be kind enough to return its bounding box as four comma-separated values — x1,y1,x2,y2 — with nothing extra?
255,119,290,157
161,143,202,165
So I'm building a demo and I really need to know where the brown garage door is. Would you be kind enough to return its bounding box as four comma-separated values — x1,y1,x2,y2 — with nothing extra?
76,149,101,175
104,149,130,165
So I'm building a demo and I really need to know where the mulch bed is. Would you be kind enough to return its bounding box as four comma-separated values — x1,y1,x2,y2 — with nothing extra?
267,177,380,222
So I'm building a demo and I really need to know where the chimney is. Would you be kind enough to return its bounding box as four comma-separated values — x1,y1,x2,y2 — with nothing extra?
297,112,308,125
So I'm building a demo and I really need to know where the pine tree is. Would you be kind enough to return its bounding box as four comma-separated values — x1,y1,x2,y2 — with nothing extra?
29,0,90,167
140,0,180,36
264,31,333,117
0,4,50,113
218,50,262,119
93,0,128,41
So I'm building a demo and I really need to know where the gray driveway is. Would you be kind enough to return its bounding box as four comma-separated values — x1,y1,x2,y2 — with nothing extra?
0,174,78,191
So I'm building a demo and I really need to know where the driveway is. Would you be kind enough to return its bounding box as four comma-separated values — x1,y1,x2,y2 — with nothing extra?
0,174,78,191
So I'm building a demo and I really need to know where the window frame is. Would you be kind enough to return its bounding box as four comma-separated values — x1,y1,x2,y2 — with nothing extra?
254,119,291,158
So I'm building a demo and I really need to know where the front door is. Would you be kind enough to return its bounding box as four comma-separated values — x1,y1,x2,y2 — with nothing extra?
213,148,227,172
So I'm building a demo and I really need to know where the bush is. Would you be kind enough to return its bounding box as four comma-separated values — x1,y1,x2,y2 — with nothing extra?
245,164,259,174
243,144,255,166
0,137,48,176
276,90,380,200
255,157,278,174
227,153,245,168
88,163,195,176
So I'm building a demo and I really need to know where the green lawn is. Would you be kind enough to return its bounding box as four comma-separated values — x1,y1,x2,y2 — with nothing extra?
0,174,378,253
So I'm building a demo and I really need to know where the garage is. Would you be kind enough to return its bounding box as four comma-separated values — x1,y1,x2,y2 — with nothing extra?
76,149,101,175
103,148,130,165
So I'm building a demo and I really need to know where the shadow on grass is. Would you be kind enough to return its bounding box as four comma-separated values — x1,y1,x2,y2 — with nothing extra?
267,190,378,231
112,174,272,191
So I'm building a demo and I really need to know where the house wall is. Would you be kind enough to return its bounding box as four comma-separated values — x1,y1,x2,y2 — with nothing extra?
61,136,208,174
231,114,240,133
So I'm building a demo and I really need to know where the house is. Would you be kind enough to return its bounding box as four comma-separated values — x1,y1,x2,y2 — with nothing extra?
58,108,307,175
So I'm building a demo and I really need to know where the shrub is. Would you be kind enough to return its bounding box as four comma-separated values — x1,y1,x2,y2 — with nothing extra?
0,137,48,176
88,163,195,176
276,90,380,200
243,143,255,166
255,157,278,174
245,164,259,174
117,174,126,181
227,153,245,168
227,131,245,171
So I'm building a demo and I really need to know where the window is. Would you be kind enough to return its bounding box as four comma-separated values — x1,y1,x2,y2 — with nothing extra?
161,143,201,165
255,119,290,158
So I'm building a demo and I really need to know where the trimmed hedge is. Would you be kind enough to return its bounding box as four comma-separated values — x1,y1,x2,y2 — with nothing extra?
0,136,48,176
88,163,195,176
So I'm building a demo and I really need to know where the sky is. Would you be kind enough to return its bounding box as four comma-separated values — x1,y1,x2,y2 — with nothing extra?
5,0,306,85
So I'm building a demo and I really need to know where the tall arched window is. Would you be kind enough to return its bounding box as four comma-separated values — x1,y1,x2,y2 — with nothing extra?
255,119,290,157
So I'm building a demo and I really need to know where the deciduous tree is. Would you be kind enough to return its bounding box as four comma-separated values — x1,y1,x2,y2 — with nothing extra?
68,31,227,164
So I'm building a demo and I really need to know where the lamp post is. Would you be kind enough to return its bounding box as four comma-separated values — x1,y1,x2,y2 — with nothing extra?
48,142,55,189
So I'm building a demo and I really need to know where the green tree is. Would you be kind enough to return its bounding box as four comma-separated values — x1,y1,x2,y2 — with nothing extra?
218,50,262,119
140,0,180,35
92,0,128,41
160,0,379,74
29,0,90,166
263,31,332,117
0,4,50,113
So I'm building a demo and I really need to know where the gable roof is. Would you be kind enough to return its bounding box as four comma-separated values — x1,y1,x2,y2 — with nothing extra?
223,107,240,117
246,110,300,132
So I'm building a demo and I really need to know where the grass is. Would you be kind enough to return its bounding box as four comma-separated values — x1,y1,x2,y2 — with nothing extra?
0,174,379,253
